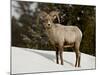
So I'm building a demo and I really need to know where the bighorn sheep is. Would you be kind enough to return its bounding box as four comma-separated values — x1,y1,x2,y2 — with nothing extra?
39,11,82,67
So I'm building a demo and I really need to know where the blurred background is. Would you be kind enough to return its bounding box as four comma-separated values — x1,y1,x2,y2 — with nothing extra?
11,1,96,56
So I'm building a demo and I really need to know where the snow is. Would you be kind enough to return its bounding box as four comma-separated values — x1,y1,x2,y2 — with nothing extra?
11,47,96,74
30,3,38,12
12,1,21,19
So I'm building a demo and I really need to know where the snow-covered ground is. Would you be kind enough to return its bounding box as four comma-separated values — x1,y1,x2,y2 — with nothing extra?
11,47,96,74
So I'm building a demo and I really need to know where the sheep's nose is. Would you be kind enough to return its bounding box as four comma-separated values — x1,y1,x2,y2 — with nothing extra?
48,21,51,26
48,24,50,26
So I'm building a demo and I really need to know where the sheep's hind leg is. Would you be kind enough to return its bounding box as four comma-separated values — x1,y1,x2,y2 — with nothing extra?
78,52,81,67
75,43,81,67
75,52,78,67
75,51,80,67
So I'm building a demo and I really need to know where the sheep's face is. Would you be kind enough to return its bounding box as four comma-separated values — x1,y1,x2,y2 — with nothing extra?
42,15,54,29
39,11,60,29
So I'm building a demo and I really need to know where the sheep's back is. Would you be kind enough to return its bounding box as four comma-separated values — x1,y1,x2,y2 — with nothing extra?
47,24,82,45
54,24,82,44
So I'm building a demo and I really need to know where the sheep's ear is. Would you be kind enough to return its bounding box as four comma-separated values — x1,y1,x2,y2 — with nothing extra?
39,11,47,20
53,15,57,20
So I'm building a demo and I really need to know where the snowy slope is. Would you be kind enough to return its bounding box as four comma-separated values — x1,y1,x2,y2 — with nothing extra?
11,47,96,74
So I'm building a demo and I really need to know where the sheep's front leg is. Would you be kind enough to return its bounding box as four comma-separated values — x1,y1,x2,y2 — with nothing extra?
56,49,59,64
54,46,59,64
59,46,64,65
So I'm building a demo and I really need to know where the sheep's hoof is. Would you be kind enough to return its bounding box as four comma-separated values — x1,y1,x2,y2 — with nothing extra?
56,61,59,64
61,62,64,65
75,65,77,67
78,65,80,67
75,63,77,67
56,62,59,64
75,65,80,67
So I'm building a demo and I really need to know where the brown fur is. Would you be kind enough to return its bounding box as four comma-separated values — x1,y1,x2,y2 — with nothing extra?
39,11,82,67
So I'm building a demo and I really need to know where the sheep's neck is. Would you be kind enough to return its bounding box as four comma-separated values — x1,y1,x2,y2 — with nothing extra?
46,27,54,34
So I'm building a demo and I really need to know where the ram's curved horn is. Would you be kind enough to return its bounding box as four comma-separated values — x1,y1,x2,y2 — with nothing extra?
50,11,60,23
